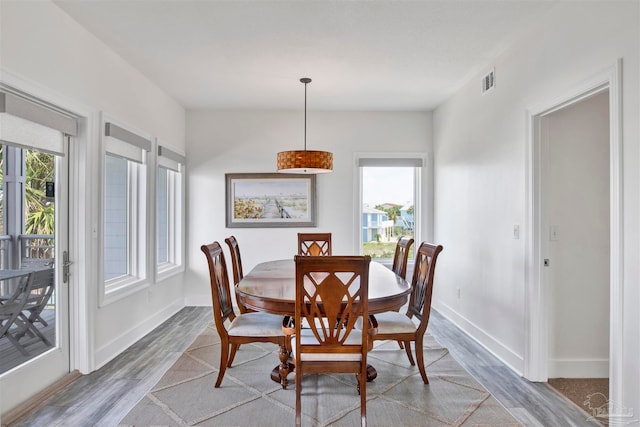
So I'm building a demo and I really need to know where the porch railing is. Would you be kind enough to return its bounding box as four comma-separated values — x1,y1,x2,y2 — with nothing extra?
19,234,55,266
0,233,55,268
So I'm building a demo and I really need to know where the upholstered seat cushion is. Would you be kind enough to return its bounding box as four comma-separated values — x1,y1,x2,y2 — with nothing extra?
365,312,418,334
292,328,363,361
227,312,285,337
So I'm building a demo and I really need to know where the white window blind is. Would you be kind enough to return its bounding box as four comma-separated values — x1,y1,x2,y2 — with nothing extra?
0,91,78,155
104,122,151,164
357,158,424,167
158,145,185,172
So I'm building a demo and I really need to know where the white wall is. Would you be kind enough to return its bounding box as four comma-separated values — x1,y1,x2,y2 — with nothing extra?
0,0,187,410
185,111,431,305
545,91,610,378
433,0,638,412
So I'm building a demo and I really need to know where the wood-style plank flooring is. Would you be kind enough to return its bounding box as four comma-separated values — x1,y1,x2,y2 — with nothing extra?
8,306,594,426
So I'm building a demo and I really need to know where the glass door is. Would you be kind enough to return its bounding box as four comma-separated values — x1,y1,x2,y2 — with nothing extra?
0,141,70,411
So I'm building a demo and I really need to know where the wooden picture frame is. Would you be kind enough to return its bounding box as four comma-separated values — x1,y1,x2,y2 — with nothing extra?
225,173,317,228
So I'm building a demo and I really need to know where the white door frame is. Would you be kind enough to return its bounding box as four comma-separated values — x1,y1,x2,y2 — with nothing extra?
524,60,623,401
0,70,94,415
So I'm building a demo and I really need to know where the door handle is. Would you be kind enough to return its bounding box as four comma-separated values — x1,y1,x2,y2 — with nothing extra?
63,251,73,283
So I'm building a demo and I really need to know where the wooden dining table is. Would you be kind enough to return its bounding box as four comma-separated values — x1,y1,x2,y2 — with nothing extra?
236,259,411,388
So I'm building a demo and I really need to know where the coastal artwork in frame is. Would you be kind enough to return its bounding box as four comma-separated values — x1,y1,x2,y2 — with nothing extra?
225,173,317,228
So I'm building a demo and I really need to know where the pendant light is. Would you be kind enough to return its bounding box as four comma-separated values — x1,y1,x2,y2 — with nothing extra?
277,78,333,174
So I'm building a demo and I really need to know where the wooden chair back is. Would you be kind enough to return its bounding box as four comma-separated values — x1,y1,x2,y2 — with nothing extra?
407,242,443,335
297,232,332,256
224,236,252,313
391,237,414,279
201,242,235,340
224,236,244,285
293,254,371,426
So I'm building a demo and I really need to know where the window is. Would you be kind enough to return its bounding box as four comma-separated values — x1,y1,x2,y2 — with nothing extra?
157,166,169,265
156,145,185,278
357,156,424,263
101,119,150,303
104,154,133,281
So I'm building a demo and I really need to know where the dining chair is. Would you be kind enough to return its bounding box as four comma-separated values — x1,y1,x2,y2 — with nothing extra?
297,232,332,256
201,242,287,387
15,268,55,345
391,236,414,280
368,242,443,384
388,236,415,351
224,235,252,313
0,272,35,356
284,255,374,427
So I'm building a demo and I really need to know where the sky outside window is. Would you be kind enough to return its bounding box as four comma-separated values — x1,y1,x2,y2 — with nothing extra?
362,167,414,206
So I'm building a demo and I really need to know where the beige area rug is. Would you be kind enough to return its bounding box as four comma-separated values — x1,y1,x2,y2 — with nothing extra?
119,323,522,426
548,377,609,423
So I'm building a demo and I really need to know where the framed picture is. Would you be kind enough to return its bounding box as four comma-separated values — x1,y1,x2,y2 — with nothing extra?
225,173,317,228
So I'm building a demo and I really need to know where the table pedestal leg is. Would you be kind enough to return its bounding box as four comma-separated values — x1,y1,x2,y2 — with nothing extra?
366,364,377,382
270,344,294,389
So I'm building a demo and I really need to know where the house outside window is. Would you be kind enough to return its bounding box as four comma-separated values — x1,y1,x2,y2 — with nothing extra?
101,119,151,304
357,155,425,261
156,145,185,279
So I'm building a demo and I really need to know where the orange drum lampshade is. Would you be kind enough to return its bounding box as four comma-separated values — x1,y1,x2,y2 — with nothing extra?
276,149,333,174
277,78,333,174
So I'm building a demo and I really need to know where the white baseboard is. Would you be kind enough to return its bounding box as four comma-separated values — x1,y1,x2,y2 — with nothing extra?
433,301,524,374
184,294,214,307
94,301,183,369
548,358,609,378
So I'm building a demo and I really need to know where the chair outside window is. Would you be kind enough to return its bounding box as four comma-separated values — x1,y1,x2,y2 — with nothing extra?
297,232,332,256
16,268,55,345
224,236,251,313
368,242,443,384
201,242,287,387
0,272,35,356
391,236,414,280
284,255,374,427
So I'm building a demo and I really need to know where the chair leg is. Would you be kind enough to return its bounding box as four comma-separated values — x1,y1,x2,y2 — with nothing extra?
215,341,229,388
5,332,30,356
295,371,302,427
397,340,404,349
403,341,415,365
227,343,239,367
35,314,49,327
360,366,367,427
415,336,428,384
25,321,52,346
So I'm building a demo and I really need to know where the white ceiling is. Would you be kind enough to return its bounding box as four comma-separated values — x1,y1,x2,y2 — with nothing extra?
53,0,559,111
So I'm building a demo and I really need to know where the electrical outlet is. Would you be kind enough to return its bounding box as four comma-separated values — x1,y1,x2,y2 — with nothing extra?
513,225,520,240
457,288,461,299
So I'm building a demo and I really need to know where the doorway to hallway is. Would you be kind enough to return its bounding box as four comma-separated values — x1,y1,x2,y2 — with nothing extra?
540,90,610,412
525,63,623,412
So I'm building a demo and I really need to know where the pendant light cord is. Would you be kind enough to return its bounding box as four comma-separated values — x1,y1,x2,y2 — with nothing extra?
303,80,307,151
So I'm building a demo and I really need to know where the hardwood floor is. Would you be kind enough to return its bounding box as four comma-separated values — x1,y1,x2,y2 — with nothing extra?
8,306,594,426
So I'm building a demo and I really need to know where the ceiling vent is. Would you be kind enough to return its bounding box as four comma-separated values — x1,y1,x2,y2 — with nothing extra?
482,68,495,94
